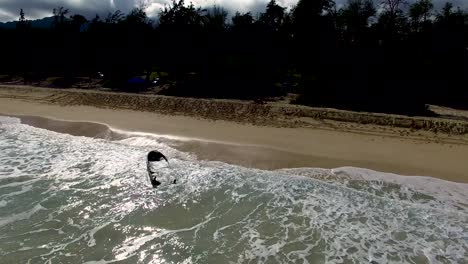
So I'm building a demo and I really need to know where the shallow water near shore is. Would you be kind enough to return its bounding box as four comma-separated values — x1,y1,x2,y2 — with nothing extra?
0,116,467,263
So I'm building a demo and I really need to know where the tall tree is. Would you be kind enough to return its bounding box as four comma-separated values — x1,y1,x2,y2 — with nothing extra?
435,2,468,46
292,0,336,39
339,0,376,45
157,0,206,83
52,7,70,31
159,0,204,29
125,7,150,26
259,0,286,32
70,14,88,32
291,0,337,75
17,9,30,30
204,5,228,32
232,12,254,30
19,9,25,22
377,0,408,44
292,0,334,37
381,0,406,17
409,0,434,32
105,10,124,24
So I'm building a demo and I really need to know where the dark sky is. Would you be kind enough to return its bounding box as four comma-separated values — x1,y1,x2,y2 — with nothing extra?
0,0,466,22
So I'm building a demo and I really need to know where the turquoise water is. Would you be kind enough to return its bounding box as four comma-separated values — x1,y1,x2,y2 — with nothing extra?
0,116,467,263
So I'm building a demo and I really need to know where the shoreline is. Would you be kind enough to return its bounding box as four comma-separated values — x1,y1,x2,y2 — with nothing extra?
2,85,468,135
1,86,468,183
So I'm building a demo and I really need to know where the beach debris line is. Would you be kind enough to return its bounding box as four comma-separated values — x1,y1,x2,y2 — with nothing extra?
147,150,175,188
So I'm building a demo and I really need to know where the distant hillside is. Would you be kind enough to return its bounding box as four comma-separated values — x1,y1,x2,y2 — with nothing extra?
0,17,55,29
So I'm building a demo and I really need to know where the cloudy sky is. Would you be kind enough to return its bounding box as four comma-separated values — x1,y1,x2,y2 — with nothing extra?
0,0,466,22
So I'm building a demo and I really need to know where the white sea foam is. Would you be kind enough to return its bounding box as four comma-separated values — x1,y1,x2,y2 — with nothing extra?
0,203,46,228
1,115,467,263
332,166,468,207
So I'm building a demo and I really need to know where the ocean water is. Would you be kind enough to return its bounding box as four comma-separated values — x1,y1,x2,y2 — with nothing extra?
0,115,467,264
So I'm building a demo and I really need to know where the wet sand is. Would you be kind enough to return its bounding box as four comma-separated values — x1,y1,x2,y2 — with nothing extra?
1,86,468,183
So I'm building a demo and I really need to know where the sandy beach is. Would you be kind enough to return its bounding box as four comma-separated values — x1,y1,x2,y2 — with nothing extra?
1,85,468,183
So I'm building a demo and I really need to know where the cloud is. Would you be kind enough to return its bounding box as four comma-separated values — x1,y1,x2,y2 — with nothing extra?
0,0,299,22
0,0,115,21
0,0,467,22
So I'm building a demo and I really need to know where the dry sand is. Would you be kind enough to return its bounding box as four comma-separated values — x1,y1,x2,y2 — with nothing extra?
1,86,468,183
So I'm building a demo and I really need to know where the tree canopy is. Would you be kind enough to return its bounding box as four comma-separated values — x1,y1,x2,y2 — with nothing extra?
1,0,467,115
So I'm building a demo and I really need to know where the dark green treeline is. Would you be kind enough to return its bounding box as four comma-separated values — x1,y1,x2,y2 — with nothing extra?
1,0,467,115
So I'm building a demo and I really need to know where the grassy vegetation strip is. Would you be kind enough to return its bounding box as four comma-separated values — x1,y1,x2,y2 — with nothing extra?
2,85,468,134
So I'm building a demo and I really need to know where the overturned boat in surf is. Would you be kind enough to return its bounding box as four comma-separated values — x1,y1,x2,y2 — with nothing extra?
147,150,175,187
